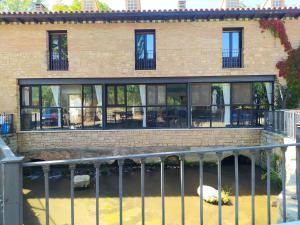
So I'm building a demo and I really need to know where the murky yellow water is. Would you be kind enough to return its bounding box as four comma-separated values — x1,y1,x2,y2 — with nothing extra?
23,165,279,225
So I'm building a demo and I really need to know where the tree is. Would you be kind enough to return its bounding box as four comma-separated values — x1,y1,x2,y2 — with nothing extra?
0,0,33,12
0,0,47,12
52,0,110,12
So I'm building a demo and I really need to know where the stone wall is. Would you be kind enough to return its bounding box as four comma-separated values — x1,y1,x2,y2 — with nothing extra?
17,128,262,160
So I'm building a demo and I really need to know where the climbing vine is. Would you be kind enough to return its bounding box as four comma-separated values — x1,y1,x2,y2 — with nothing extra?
259,19,300,108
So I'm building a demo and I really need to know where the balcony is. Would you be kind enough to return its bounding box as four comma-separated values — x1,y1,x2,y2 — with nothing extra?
222,49,243,68
135,50,156,70
48,58,69,71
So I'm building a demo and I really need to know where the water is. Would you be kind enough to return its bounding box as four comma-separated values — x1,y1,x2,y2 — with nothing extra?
23,162,280,225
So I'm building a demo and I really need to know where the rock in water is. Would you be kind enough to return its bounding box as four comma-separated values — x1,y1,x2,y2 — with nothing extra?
74,175,90,188
197,185,219,204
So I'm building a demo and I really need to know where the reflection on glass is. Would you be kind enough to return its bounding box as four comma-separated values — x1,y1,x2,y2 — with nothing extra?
42,86,61,107
211,106,226,127
167,84,187,106
147,107,167,128
106,107,126,128
83,108,102,129
192,106,211,128
231,105,253,127
166,106,187,128
126,107,144,128
21,108,40,131
42,108,61,129
147,85,166,106
127,85,142,106
232,83,252,105
62,108,82,129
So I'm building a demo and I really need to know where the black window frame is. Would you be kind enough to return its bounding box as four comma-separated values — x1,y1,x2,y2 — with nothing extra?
222,28,243,69
135,29,156,70
48,30,69,71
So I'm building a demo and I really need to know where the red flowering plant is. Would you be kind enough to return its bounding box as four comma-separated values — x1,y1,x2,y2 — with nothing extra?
259,19,300,108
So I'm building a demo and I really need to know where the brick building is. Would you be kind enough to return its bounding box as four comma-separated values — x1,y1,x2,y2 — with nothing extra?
0,2,299,156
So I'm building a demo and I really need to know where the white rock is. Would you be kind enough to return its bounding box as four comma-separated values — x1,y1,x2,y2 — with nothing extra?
74,175,90,188
197,185,219,203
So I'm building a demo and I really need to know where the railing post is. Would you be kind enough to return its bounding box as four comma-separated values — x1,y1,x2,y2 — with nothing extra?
296,125,300,220
0,157,24,225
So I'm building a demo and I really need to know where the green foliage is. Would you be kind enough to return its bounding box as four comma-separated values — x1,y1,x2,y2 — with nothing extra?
0,0,33,12
261,153,282,190
52,0,110,12
283,47,300,108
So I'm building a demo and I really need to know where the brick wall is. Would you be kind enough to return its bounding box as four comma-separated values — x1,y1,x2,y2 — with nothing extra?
0,19,300,125
0,19,299,129
17,128,262,160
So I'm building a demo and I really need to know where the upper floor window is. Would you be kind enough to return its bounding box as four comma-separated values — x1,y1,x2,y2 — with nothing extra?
135,30,156,70
273,0,281,7
222,28,243,68
127,0,137,10
48,31,68,71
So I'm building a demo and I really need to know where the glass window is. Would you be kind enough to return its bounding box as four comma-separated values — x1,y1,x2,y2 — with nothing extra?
42,86,61,107
127,85,142,106
107,85,125,106
147,85,166,106
21,108,40,131
222,29,242,68
21,86,39,107
191,84,211,106
167,84,187,106
232,83,252,105
135,30,156,70
48,31,68,70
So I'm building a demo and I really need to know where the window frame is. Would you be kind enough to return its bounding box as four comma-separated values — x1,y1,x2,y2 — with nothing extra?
135,29,156,70
48,30,69,71
222,28,243,68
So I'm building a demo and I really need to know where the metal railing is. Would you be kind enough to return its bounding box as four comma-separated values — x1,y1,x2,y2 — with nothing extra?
265,110,300,140
21,132,300,225
135,50,156,70
0,138,23,225
0,113,13,135
222,49,243,68
2,126,300,225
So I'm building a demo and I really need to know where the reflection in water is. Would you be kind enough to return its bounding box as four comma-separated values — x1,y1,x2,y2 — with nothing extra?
23,164,280,225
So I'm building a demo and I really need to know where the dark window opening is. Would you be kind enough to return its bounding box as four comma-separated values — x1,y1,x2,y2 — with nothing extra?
222,29,243,68
135,30,156,70
48,31,68,71
19,81,273,131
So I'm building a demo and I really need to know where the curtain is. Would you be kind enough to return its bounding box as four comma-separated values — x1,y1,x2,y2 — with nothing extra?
95,85,102,106
222,83,231,126
50,86,61,127
264,82,273,111
139,85,147,128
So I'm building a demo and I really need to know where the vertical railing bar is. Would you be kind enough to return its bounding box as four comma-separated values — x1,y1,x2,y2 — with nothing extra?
140,159,145,225
199,154,204,225
118,160,124,225
42,165,50,225
160,157,165,225
95,162,100,225
69,164,76,225
234,152,239,225
251,152,256,225
217,152,223,225
281,147,287,222
266,150,272,225
180,155,185,225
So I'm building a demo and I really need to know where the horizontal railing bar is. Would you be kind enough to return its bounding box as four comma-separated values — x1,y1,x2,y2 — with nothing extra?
22,143,300,167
